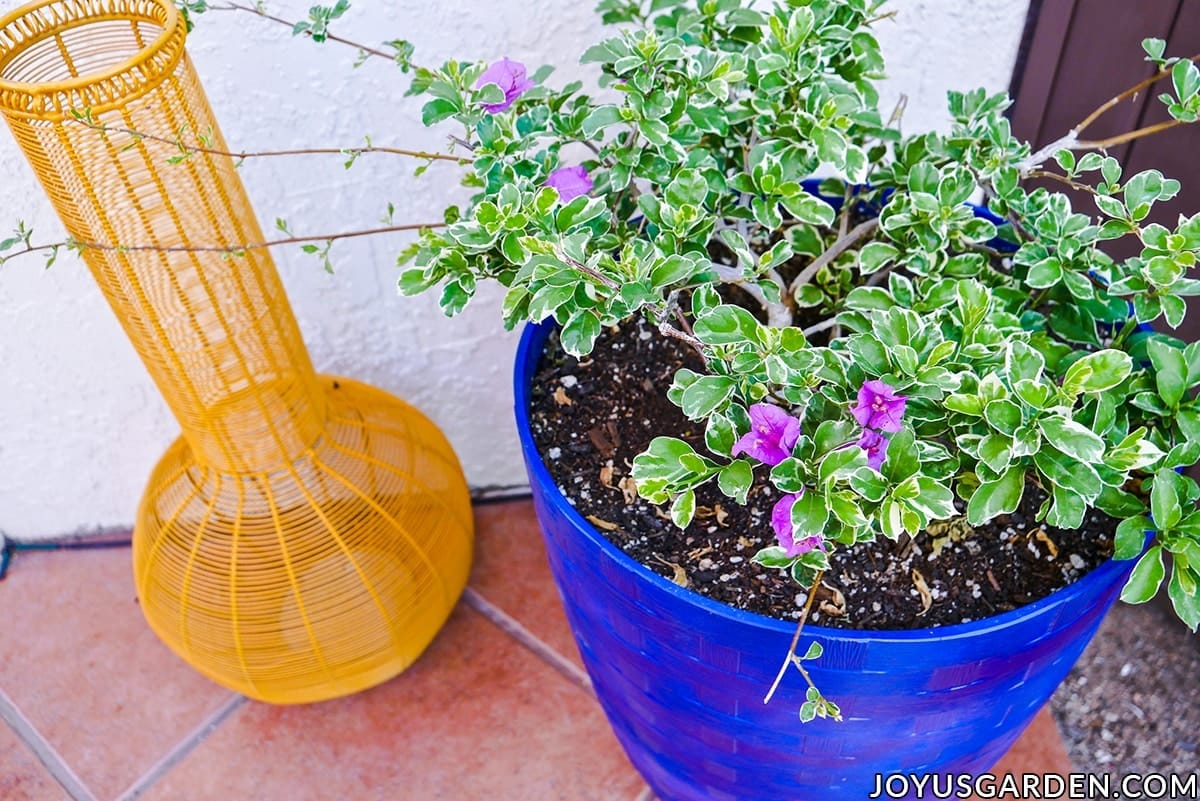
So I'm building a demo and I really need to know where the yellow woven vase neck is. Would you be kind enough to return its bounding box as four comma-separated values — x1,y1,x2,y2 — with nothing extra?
0,0,327,472
0,0,185,120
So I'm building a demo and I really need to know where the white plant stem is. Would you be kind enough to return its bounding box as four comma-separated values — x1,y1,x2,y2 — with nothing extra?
1017,131,1080,176
711,262,793,328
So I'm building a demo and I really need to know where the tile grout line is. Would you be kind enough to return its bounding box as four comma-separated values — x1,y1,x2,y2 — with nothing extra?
0,686,98,801
113,692,247,801
463,590,658,801
462,587,594,695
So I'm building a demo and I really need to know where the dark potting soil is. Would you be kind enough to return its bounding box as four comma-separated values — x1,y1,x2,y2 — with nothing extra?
528,316,1118,630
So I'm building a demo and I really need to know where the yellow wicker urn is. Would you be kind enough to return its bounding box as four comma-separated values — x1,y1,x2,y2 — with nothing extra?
0,0,473,703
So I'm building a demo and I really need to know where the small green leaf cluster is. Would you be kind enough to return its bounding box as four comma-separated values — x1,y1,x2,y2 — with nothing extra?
0,221,33,259
173,0,208,33
1118,469,1200,630
1143,37,1200,122
292,1,351,43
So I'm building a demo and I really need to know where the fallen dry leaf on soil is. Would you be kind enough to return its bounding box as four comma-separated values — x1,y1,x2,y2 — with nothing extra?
1034,527,1059,560
587,421,622,458
817,581,846,617
912,568,933,616
653,555,689,588
586,515,620,532
926,517,974,559
553,386,573,406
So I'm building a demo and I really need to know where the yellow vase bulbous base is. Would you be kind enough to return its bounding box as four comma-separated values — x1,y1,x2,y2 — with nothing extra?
132,376,474,704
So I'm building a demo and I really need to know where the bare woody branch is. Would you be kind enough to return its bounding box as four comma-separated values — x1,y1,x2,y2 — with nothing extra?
711,262,792,327
1018,54,1200,174
1075,54,1200,134
1,222,446,265
209,3,397,63
69,117,464,164
789,218,880,295
558,252,622,291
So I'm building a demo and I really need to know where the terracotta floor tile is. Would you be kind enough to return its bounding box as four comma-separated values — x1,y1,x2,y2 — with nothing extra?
0,722,71,801
0,546,236,799
141,604,643,801
993,708,1074,774
469,500,583,667
962,709,1073,800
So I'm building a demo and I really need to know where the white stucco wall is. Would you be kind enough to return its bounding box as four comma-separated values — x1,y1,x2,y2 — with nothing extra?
0,0,1031,539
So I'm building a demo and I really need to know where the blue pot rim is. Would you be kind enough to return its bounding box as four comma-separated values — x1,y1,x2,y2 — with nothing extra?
514,320,1136,645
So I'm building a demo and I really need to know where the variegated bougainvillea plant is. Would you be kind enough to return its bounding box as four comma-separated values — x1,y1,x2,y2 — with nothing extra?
390,0,1200,715
393,0,1200,649
4,0,1200,721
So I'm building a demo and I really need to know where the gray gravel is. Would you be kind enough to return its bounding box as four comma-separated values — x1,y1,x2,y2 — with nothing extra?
1051,595,1200,779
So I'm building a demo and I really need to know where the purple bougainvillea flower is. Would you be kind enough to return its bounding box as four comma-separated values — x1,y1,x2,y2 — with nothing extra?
852,379,908,433
731,403,800,466
771,492,824,557
475,58,535,113
544,165,594,202
858,428,890,471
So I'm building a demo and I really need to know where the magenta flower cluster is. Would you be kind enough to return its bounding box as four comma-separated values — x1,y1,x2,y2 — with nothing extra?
733,383,907,559
730,404,819,557
732,403,799,466
851,380,907,471
475,58,534,113
545,165,594,202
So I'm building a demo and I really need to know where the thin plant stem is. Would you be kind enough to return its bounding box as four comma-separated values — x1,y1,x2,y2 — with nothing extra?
559,252,621,291
1020,54,1200,173
711,262,792,327
1026,286,1051,314
1075,54,1200,134
801,317,840,338
977,176,1033,242
790,218,880,295
210,3,396,62
864,266,893,287
71,117,464,163
792,658,819,692
672,308,695,337
1111,316,1141,349
1076,119,1185,151
577,139,603,157
657,321,708,356
764,569,824,704
1027,169,1098,195
865,9,899,26
838,185,852,239
6,223,445,263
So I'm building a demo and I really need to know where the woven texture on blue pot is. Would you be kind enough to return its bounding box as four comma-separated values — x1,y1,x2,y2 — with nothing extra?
514,319,1135,801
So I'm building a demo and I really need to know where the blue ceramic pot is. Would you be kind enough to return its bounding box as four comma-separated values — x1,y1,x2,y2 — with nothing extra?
514,321,1135,801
